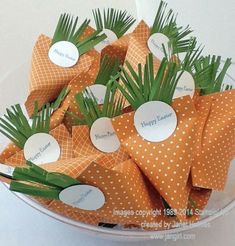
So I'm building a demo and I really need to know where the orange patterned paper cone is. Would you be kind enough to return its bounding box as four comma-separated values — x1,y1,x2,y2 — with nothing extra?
4,124,73,167
101,34,131,64
132,20,150,44
42,159,169,228
101,20,152,65
72,126,130,169
25,34,94,116
124,36,161,73
62,72,95,132
124,20,161,73
191,89,235,191
112,96,198,221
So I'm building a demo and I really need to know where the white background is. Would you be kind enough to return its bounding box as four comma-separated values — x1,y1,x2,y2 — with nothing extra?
0,0,235,245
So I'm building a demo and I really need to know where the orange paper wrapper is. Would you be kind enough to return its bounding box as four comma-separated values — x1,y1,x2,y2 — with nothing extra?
25,34,94,116
61,72,98,132
3,124,73,167
0,101,69,163
98,21,149,65
191,89,235,191
101,34,131,64
41,158,171,229
112,96,198,221
72,125,130,169
124,21,161,72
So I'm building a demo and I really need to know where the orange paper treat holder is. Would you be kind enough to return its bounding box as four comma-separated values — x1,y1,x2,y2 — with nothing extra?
112,96,198,221
25,34,94,116
5,124,73,167
41,158,169,228
192,89,235,191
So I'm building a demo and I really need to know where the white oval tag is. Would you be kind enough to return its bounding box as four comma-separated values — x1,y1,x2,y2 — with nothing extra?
24,133,61,165
95,29,118,53
59,185,105,211
48,41,79,68
134,101,177,142
147,33,170,60
173,71,196,99
90,117,120,153
85,84,107,104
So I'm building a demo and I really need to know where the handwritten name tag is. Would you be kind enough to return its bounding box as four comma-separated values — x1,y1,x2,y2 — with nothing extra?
147,33,170,60
134,101,177,142
59,185,105,211
90,117,120,153
24,133,61,165
49,41,79,68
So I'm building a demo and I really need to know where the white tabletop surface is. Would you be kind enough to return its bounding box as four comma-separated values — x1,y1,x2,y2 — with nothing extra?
0,0,235,245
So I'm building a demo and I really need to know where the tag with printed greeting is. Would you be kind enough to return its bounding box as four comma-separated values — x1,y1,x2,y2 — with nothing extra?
112,54,198,221
92,8,135,54
25,13,107,116
0,103,73,168
62,55,121,131
70,81,126,155
0,89,70,163
123,0,193,75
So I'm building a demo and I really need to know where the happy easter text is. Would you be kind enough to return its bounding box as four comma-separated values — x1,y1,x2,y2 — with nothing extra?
53,49,76,62
72,189,92,206
140,113,173,128
28,142,51,162
150,39,164,53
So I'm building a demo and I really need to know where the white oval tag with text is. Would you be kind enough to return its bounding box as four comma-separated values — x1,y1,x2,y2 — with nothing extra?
49,41,79,68
95,29,118,53
173,71,196,99
147,33,170,60
59,185,105,211
24,133,61,165
85,84,107,104
134,101,177,142
90,117,120,153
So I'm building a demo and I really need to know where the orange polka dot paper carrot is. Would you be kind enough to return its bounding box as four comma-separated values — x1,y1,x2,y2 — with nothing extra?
0,89,71,163
0,103,73,168
123,0,193,75
191,55,235,191
25,13,107,116
92,8,135,58
62,55,121,131
112,54,198,221
69,81,130,166
0,158,170,228
44,159,176,228
100,18,149,65
191,91,234,190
